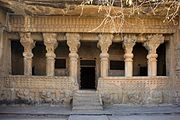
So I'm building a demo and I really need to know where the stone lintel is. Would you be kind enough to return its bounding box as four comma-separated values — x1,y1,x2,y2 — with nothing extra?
8,15,177,34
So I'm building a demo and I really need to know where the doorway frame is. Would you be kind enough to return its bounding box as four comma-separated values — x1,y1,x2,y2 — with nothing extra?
79,59,97,90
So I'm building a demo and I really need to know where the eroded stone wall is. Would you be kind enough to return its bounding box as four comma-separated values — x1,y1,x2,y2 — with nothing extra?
0,76,76,105
0,8,11,77
174,23,180,104
98,77,171,105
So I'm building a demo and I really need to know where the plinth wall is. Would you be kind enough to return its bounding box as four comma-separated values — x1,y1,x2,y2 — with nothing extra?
97,76,178,105
0,76,76,105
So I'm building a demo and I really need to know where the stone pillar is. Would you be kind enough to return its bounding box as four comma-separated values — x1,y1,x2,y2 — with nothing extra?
66,33,80,83
43,33,58,76
143,34,164,76
20,32,35,75
0,26,5,76
0,27,4,60
123,35,136,77
98,34,113,77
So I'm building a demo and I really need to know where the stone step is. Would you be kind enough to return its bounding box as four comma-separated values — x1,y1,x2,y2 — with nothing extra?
68,115,109,120
72,106,103,110
73,95,100,98
72,105,103,110
73,100,101,105
73,102,101,106
71,110,111,115
73,103,102,107
75,90,97,94
74,93,99,96
72,90,103,111
73,101,101,106
73,97,100,102
74,93,99,97
73,103,101,107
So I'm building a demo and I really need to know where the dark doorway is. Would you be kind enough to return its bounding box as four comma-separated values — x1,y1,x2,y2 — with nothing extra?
80,60,96,89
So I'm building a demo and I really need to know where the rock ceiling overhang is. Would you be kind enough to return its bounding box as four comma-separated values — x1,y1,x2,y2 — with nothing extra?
0,0,178,33
0,0,179,18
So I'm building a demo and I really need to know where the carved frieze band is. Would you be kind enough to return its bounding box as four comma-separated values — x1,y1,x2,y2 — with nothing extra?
9,15,176,33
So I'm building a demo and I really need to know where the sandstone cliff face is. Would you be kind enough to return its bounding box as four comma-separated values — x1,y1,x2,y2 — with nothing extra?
0,0,179,18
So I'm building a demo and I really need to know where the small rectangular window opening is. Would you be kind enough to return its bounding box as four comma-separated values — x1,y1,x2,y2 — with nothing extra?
110,60,124,70
55,59,66,69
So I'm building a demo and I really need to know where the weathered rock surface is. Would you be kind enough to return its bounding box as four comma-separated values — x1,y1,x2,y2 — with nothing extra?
0,0,176,17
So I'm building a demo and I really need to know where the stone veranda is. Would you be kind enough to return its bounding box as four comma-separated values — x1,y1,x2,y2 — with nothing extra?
0,0,180,109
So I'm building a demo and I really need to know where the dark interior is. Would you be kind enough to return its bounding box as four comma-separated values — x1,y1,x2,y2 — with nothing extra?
139,66,147,76
80,60,96,89
11,40,24,75
80,67,96,89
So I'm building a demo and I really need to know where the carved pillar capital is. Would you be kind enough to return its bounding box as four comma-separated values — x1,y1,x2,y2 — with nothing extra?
66,33,80,53
143,34,164,54
98,34,113,54
43,33,58,58
20,32,35,58
123,35,137,54
143,34,164,76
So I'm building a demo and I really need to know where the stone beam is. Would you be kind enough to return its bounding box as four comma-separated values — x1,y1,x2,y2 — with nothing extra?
8,15,176,34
